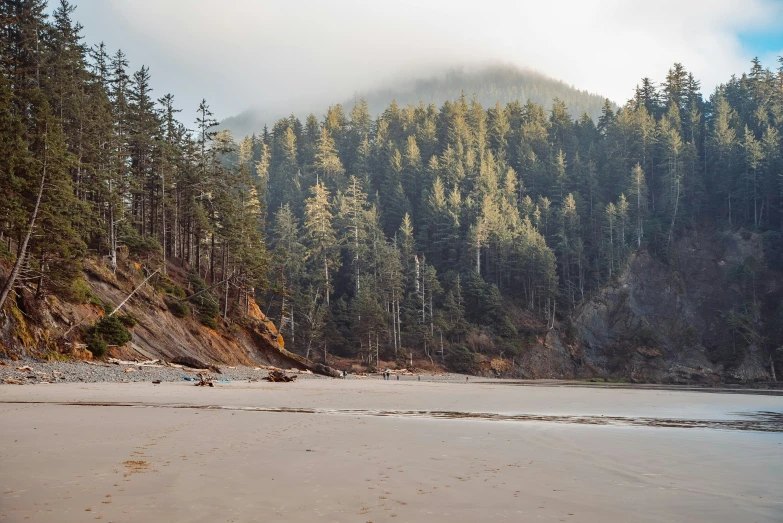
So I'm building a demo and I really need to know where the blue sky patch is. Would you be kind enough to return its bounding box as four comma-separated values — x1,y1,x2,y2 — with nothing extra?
738,31,783,61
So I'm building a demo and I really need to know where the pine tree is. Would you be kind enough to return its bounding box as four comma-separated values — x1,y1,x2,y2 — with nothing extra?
628,164,648,246
303,182,339,305
338,175,370,296
314,126,345,191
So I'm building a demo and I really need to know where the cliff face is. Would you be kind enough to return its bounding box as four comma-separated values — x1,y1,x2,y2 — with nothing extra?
512,230,781,383
0,257,337,375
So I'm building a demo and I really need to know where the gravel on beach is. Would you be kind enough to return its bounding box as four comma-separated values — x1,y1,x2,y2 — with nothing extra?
0,358,328,385
0,359,470,385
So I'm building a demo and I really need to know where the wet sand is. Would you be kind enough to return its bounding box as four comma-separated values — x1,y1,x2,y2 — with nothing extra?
1,380,782,522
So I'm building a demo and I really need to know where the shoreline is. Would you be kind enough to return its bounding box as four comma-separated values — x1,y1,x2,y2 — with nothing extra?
0,358,783,396
1,358,782,394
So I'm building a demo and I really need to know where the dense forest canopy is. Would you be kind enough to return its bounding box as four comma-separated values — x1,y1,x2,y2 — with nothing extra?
1,1,782,370
220,66,611,139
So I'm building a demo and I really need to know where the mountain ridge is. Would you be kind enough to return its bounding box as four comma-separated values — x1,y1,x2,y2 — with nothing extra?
220,65,611,138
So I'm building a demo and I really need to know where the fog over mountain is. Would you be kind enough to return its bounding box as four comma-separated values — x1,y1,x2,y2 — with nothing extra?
220,65,611,138
60,0,783,122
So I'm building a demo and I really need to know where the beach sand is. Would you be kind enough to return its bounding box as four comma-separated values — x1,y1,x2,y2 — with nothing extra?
1,379,781,522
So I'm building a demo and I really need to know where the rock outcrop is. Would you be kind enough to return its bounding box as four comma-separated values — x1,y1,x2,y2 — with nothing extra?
492,230,780,383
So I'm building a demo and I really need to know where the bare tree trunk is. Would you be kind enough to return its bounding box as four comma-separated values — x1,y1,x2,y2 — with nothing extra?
391,294,397,356
636,174,643,247
728,192,732,226
430,292,434,336
280,289,286,334
174,183,179,261
222,244,229,320
196,238,201,276
667,176,681,249
109,199,117,273
476,235,481,275
421,275,425,324
397,299,402,350
210,232,216,283
324,257,330,306
161,170,166,274
108,269,160,317
223,276,229,321
34,248,45,299
0,142,47,312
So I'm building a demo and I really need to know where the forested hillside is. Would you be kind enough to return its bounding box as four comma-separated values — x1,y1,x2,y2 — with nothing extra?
1,1,782,379
221,66,610,139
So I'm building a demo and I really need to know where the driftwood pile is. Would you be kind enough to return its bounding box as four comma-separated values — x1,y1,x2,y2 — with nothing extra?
263,370,297,382
108,356,220,374
253,365,312,375
194,373,214,387
108,357,163,367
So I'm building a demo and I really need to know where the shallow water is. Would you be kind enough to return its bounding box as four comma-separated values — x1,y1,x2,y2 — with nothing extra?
6,400,783,432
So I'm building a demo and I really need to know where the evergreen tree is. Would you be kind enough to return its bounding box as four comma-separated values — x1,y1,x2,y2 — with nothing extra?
303,182,339,305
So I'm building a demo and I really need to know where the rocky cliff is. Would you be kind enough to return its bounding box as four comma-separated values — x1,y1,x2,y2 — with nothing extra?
508,230,781,384
0,256,339,376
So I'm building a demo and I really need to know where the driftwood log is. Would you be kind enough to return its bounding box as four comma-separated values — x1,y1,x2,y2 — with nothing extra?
263,370,297,382
171,356,222,374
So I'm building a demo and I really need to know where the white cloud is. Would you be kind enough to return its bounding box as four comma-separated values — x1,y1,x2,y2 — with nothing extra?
70,0,783,119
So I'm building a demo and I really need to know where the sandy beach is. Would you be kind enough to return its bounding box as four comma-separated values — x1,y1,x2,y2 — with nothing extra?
1,379,782,522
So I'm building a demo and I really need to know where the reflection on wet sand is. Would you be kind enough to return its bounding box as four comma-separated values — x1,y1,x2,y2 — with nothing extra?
6,400,783,432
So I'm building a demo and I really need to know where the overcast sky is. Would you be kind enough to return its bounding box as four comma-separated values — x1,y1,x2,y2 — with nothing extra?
61,0,783,122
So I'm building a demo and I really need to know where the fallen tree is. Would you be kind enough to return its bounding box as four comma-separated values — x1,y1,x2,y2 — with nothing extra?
171,356,222,374
263,370,297,382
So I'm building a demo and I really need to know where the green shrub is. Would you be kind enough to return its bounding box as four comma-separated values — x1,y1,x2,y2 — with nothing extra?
92,315,132,348
66,278,92,304
86,330,108,357
200,315,218,330
87,290,104,308
155,275,187,298
119,313,138,328
498,315,518,338
0,240,10,261
167,299,190,318
119,222,162,257
188,271,219,328
446,344,478,374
